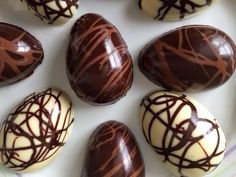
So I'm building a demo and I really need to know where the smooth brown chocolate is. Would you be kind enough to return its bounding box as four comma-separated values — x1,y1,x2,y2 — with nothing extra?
20,0,79,24
67,13,133,105
139,25,236,91
0,22,44,87
81,121,145,177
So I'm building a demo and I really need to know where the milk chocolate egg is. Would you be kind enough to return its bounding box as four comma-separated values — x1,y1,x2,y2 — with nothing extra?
138,0,219,21
67,13,133,105
140,90,226,177
81,121,145,177
0,22,44,87
139,25,236,91
0,88,74,173
20,0,79,24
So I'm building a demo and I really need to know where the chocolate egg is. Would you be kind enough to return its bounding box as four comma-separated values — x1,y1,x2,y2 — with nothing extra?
81,121,145,177
139,25,236,91
140,90,226,177
20,0,79,24
138,0,219,21
0,22,44,87
67,13,133,105
0,88,74,173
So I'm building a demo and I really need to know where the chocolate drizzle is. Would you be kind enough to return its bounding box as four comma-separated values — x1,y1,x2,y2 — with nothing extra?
0,22,44,87
67,13,133,105
139,25,236,91
0,88,74,172
141,91,225,177
20,0,79,24
139,0,213,20
82,121,145,177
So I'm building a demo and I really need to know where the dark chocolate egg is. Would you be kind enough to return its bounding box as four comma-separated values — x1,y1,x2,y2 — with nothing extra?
139,25,236,91
0,22,44,87
20,0,79,24
81,121,145,177
140,90,226,177
0,88,74,173
67,13,133,105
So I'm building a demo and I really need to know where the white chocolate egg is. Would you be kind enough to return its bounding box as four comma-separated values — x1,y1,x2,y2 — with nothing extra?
140,90,226,177
138,0,219,21
0,88,74,173
20,0,79,24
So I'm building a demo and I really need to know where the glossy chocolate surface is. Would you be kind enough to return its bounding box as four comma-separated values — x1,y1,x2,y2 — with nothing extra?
20,0,79,24
139,25,236,91
140,90,226,177
81,121,145,177
0,88,74,173
138,0,218,21
67,13,133,105
0,22,44,87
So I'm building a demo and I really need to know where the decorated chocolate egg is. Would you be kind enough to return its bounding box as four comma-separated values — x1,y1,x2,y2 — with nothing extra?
138,0,219,21
20,0,79,24
67,13,133,105
140,90,226,177
81,120,145,177
0,88,74,173
0,22,44,87
139,25,236,91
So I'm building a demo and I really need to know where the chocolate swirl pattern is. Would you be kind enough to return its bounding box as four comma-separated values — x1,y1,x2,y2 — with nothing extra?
20,0,79,24
0,22,43,87
139,0,218,20
139,25,236,91
81,121,145,177
67,13,133,105
140,91,226,177
0,88,74,173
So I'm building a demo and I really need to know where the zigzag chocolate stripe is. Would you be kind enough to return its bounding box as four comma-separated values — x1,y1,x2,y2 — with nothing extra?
82,121,145,177
67,13,133,105
141,91,225,176
0,22,43,86
0,88,74,172
20,0,79,24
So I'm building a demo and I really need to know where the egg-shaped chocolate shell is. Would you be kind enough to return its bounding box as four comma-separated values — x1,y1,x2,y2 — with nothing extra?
140,90,226,177
0,88,74,173
139,25,236,91
0,22,44,87
20,0,79,24
138,0,219,21
81,121,145,177
67,13,133,105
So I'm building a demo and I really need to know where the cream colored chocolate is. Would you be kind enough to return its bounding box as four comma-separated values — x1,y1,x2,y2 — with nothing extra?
138,0,219,21
20,0,79,24
0,88,74,173
140,91,226,177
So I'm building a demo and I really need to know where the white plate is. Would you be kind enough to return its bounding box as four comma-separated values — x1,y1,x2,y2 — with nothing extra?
0,0,236,177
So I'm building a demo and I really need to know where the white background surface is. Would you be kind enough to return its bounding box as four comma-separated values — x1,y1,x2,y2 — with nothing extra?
0,0,236,177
